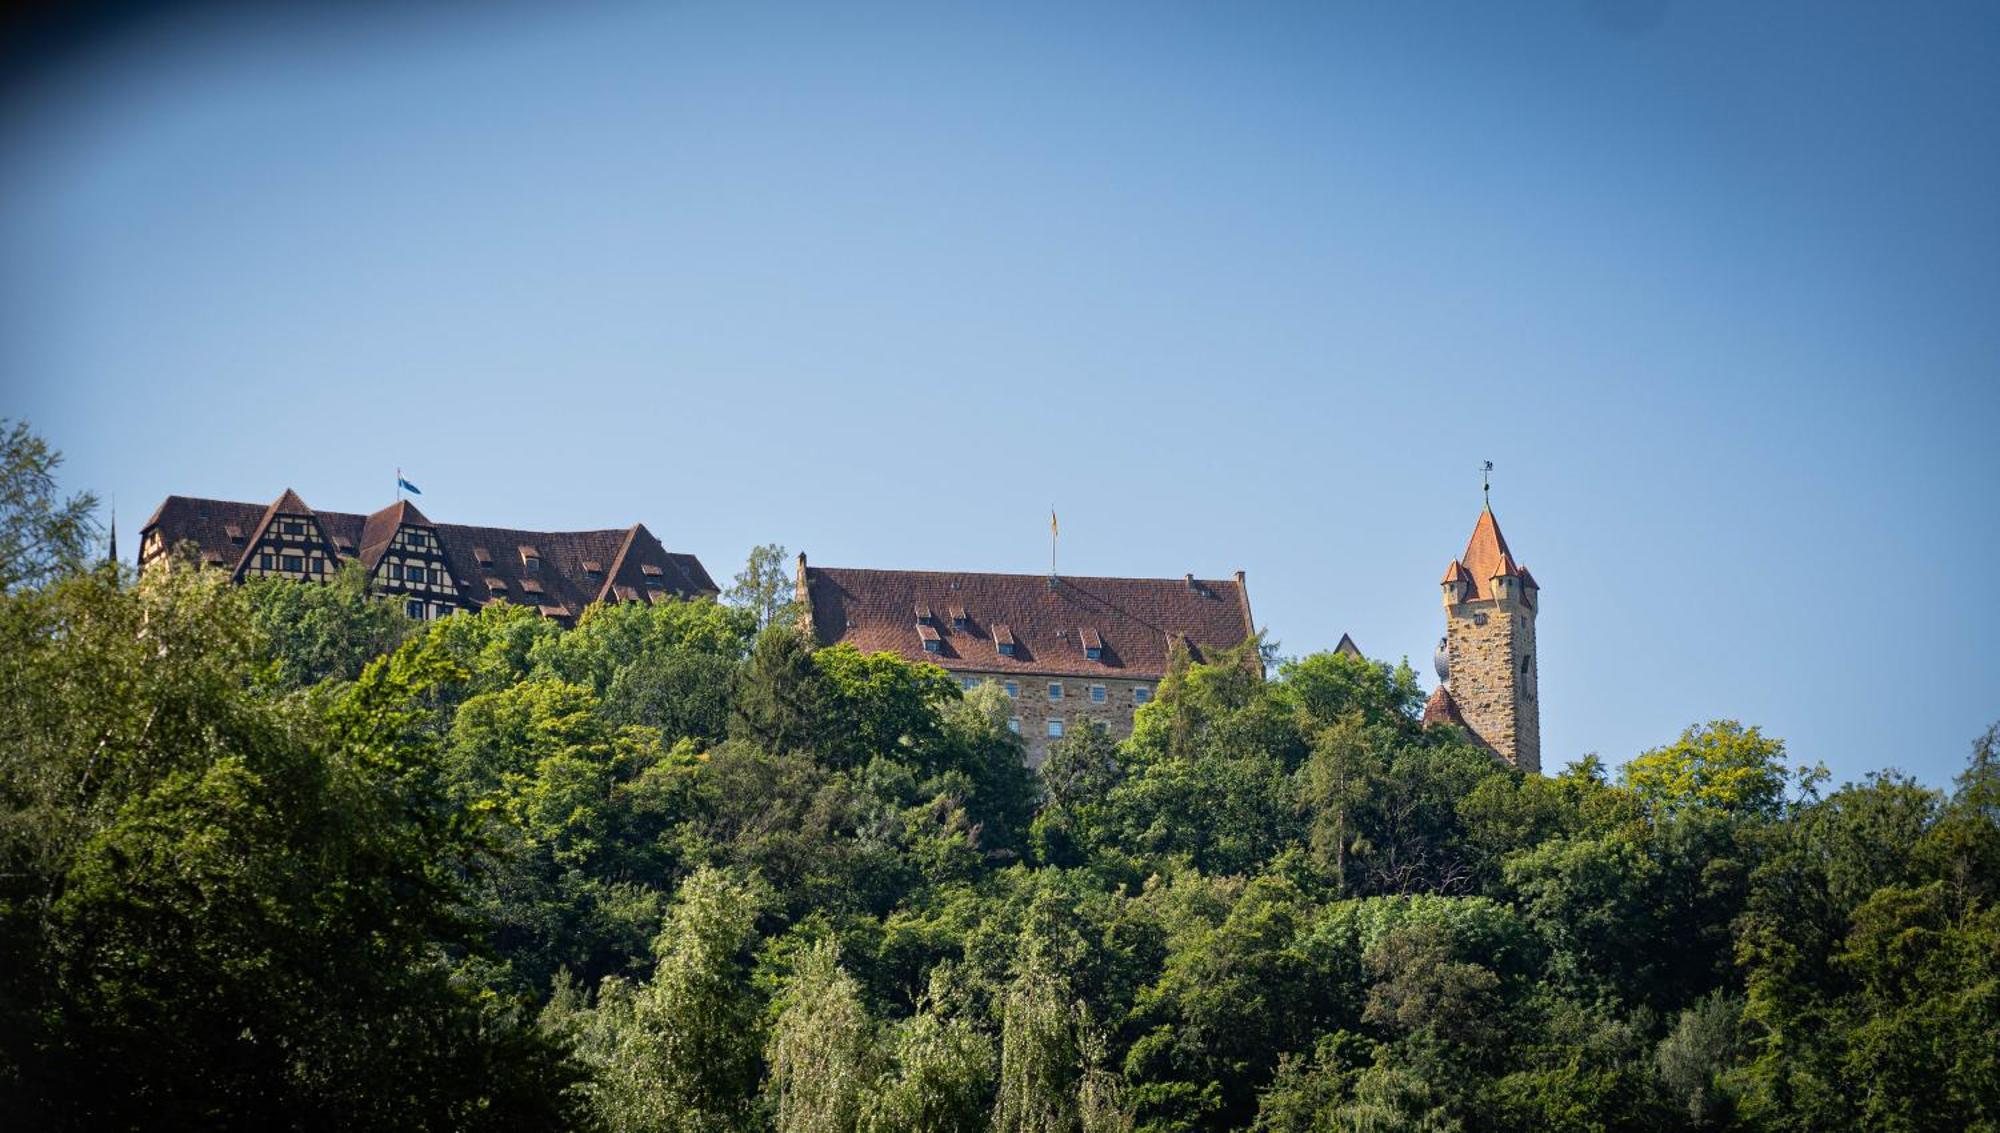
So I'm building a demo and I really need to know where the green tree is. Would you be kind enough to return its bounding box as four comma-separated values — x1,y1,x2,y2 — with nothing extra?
243,559,414,687
767,939,878,1133
554,866,769,1133
0,419,99,592
729,542,802,631
733,625,840,755
1622,720,1796,820
1277,650,1424,735
859,972,996,1133
0,565,577,1128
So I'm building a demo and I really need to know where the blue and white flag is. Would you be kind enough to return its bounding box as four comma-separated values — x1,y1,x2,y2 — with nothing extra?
398,476,422,495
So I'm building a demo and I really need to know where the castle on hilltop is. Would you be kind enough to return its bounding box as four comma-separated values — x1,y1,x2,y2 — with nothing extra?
136,488,1542,771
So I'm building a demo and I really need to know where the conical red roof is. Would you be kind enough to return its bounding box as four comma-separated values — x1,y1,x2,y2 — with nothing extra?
1452,505,1529,601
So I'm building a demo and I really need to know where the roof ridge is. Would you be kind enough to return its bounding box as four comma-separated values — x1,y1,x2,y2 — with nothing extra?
232,488,338,580
810,564,1246,587
596,523,644,605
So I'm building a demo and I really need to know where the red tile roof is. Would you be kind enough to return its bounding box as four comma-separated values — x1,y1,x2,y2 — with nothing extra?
800,562,1256,680
1422,684,1468,730
141,493,718,614
1445,505,1535,603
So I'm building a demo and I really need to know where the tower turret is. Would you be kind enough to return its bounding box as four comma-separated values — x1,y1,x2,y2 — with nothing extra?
1432,503,1540,772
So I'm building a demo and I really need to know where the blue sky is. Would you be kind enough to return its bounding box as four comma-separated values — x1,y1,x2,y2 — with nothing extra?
3,1,1995,788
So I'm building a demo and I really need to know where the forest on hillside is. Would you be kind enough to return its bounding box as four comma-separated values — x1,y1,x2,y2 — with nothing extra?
3,423,1996,1132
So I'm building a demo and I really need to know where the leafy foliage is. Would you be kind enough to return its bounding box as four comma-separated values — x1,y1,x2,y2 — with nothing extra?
4,423,1995,1130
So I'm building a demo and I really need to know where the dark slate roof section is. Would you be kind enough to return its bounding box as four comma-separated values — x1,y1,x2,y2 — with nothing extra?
358,499,434,573
802,564,1256,680
140,494,719,612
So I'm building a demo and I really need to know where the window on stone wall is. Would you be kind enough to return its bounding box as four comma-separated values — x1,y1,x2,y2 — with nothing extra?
1091,684,1106,703
1047,682,1063,700
1047,718,1064,738
1008,717,1021,734
1134,686,1152,705
1004,681,1019,698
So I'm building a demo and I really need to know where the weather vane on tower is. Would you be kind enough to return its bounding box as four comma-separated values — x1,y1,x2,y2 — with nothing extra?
1482,460,1494,505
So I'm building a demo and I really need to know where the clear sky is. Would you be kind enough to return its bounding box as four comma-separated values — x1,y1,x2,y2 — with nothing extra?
3,1,1995,788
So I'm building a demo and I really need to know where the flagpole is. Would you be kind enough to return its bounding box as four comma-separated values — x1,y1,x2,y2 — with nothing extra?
396,468,402,502
1050,506,1057,578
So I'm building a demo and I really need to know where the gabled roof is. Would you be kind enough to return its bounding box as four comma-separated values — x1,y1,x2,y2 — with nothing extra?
1334,633,1362,659
359,499,435,572
231,488,340,580
593,523,706,606
140,493,719,613
800,563,1256,680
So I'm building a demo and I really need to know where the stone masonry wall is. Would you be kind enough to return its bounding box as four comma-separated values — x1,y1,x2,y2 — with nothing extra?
1445,597,1539,773
954,671,1159,768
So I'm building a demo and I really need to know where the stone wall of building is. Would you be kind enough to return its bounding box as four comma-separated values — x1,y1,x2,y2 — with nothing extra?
1444,597,1540,773
953,671,1159,767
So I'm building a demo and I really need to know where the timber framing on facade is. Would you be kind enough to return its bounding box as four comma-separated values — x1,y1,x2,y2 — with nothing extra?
139,489,717,623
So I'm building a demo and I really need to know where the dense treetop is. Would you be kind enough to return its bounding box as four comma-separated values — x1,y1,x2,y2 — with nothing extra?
1,425,1993,1132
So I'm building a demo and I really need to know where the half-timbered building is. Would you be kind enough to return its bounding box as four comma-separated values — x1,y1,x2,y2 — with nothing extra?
139,488,717,622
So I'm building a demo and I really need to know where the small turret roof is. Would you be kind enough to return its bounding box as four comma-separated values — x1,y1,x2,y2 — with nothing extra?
1422,685,1468,730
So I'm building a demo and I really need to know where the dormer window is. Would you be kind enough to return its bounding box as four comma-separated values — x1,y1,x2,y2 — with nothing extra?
519,578,544,595
224,524,245,544
518,546,541,572
916,624,942,653
1080,627,1103,661
474,546,494,567
948,604,968,631
582,560,603,575
993,624,1016,657
914,601,933,624
641,563,665,588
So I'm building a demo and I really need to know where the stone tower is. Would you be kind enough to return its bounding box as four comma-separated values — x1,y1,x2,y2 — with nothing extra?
1425,504,1540,772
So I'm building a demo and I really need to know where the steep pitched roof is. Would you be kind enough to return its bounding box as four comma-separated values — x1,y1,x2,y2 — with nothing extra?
801,564,1256,680
140,493,719,614
1334,633,1362,659
231,488,340,580
359,499,435,572
1450,505,1533,602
